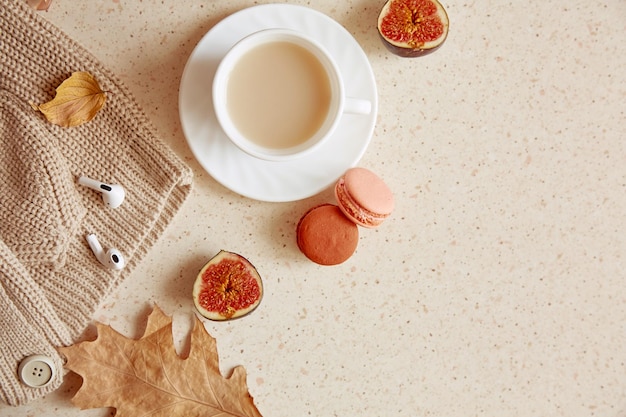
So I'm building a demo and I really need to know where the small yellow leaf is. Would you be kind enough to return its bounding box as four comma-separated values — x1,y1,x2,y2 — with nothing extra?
34,71,106,127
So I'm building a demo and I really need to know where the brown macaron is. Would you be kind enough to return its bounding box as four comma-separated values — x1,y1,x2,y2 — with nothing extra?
296,204,359,265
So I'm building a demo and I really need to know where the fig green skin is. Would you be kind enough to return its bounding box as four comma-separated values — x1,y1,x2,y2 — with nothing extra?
377,0,449,58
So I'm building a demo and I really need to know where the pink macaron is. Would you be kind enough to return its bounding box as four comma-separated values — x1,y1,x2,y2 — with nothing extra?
334,167,394,228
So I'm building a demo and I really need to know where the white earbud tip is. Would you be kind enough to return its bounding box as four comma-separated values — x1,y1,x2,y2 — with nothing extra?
78,177,125,209
86,234,125,270
107,186,125,209
108,249,125,270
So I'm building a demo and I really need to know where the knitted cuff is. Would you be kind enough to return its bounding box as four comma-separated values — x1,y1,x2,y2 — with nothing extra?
0,238,72,406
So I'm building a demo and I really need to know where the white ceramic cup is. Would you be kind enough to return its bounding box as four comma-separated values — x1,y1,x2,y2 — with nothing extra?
212,28,372,162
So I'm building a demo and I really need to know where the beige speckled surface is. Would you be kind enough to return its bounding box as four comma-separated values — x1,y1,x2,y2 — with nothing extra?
5,1,626,416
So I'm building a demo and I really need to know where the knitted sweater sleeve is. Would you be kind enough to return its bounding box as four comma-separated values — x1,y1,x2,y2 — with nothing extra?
0,0,193,407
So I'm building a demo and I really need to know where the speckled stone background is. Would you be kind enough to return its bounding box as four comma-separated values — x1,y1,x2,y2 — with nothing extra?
5,1,625,416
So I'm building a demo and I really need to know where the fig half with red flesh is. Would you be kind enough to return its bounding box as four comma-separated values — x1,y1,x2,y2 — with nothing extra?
192,250,263,321
378,0,449,57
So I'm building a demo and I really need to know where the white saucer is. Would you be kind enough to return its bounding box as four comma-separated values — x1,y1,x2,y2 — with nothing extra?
179,4,378,202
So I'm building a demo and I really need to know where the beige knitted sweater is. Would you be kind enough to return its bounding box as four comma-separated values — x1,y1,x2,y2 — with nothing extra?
0,0,193,406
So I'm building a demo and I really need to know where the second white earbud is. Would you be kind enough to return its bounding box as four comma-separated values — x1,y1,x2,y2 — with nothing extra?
78,176,125,209
86,234,125,270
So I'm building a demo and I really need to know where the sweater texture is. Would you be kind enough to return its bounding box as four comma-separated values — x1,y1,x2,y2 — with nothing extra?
0,0,193,406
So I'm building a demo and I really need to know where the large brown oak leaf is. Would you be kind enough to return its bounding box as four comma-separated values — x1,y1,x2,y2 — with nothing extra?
58,305,263,417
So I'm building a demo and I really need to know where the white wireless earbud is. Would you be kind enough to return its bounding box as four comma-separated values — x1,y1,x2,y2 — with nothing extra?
86,234,125,270
78,176,125,209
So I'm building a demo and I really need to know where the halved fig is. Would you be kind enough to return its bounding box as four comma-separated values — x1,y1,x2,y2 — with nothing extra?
192,250,263,321
377,0,449,57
